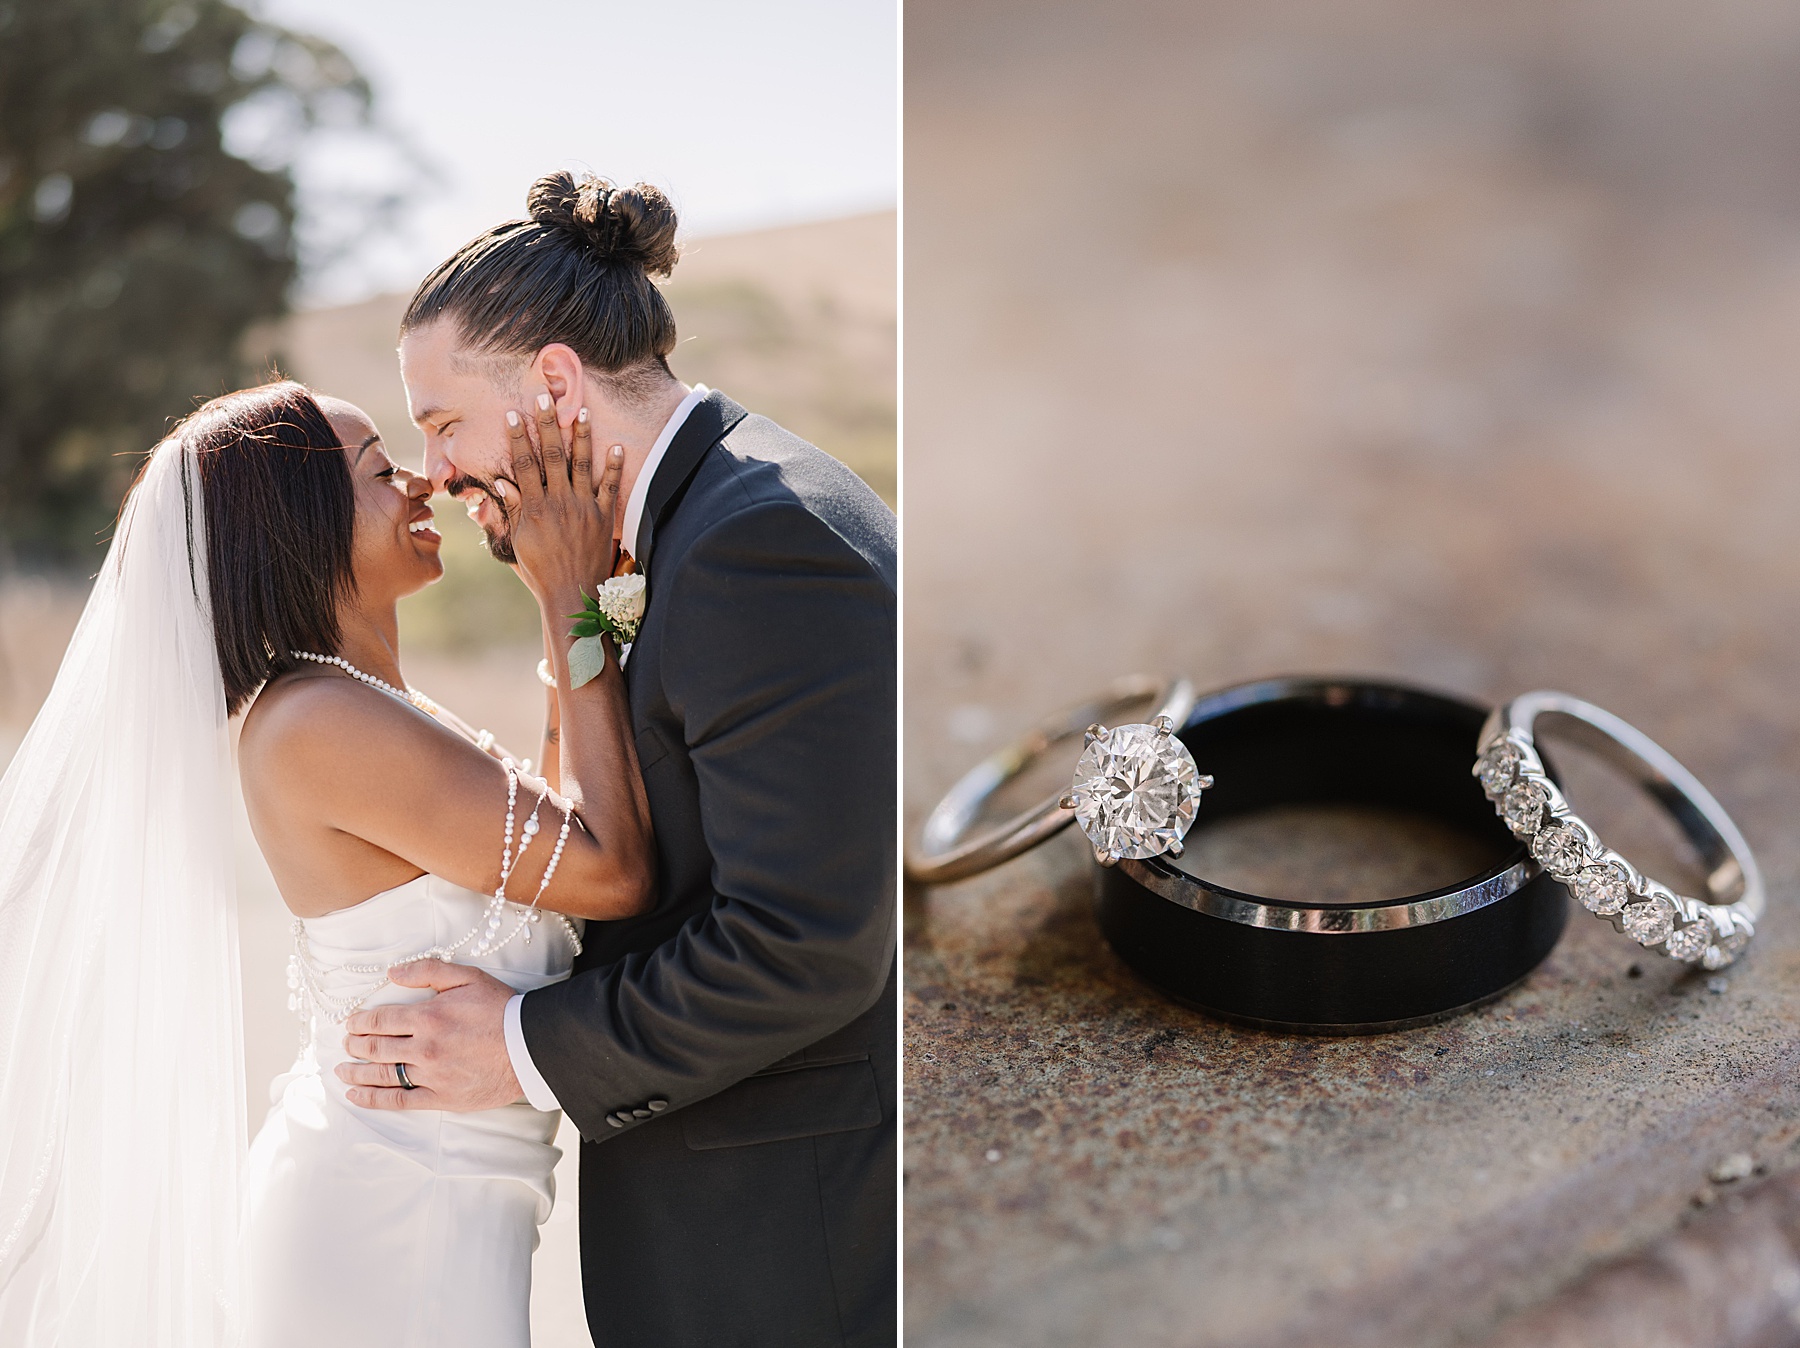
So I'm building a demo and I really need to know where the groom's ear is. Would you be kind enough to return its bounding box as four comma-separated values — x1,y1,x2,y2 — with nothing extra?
531,344,586,421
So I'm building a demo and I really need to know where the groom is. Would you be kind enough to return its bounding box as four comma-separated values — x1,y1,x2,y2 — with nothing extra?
340,174,895,1346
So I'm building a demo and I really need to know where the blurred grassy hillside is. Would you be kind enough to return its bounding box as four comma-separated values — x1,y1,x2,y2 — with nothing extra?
257,209,895,653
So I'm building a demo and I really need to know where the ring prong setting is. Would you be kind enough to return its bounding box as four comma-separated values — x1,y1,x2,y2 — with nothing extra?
1068,719,1211,866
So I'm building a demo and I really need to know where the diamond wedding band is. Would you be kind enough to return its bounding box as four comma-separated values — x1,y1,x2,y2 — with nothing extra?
905,676,1199,885
1475,691,1763,970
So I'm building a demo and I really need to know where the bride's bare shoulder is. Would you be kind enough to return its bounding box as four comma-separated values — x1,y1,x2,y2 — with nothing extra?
240,674,422,783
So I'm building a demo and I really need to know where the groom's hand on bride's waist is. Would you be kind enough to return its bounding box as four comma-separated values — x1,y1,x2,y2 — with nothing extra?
336,959,524,1112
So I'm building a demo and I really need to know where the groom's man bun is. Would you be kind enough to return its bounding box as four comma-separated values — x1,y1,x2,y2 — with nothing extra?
403,170,683,403
526,170,680,278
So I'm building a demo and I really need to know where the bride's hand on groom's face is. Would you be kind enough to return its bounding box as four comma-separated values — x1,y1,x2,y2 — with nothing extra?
497,389,625,607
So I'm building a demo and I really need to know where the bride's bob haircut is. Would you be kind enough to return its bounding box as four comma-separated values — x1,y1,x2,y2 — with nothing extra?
161,380,355,717
401,170,682,402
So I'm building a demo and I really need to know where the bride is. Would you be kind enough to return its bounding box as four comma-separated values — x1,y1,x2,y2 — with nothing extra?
0,378,653,1346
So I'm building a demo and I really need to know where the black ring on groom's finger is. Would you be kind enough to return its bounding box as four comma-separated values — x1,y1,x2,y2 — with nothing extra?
1098,677,1567,1033
395,1061,416,1090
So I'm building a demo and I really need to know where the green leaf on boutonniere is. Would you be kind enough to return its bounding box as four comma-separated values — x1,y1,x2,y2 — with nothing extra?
567,635,609,689
567,591,622,642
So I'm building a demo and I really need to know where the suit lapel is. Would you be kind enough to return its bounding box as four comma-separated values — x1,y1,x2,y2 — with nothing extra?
636,390,748,577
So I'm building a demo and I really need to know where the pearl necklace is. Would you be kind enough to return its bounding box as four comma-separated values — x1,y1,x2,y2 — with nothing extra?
290,650,439,716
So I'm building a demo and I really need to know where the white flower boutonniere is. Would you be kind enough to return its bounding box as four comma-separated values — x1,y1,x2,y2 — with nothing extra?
566,574,648,689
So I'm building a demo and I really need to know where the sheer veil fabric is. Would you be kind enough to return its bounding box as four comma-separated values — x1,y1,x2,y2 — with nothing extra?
0,438,245,1344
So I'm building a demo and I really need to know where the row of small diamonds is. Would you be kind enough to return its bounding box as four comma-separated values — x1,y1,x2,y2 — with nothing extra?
1473,734,1752,971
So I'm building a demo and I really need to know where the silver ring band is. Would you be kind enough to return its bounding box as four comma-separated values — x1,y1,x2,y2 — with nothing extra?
1476,690,1762,969
395,1061,416,1090
906,676,1197,885
1123,855,1539,933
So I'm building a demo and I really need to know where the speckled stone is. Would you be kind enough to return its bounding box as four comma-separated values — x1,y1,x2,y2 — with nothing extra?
905,2,1800,1344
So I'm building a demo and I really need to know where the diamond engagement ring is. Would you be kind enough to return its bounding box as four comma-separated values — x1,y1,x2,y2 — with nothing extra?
1060,718,1212,866
1475,691,1764,970
906,676,1200,885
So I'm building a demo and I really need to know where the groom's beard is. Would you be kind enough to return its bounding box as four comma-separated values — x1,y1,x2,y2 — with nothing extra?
446,474,517,564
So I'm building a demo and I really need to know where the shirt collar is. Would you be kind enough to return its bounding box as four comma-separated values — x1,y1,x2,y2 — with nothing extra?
621,384,709,561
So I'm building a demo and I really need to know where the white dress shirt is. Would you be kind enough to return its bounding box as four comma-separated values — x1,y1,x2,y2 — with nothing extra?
503,383,710,1113
621,383,709,563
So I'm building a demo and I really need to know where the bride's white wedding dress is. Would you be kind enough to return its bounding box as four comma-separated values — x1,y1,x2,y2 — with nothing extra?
0,437,581,1345
242,873,577,1348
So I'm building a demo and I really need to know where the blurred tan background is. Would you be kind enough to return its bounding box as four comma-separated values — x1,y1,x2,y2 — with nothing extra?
905,1,1800,1345
0,205,893,1348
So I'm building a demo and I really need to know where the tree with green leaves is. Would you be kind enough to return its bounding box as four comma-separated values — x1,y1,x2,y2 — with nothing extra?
0,0,394,560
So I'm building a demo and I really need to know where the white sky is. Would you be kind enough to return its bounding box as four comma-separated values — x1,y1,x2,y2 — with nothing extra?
253,0,898,304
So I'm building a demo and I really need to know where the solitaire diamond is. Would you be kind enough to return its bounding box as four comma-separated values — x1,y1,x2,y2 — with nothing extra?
1531,822,1589,876
1664,923,1709,963
1477,741,1521,795
1621,894,1677,947
1068,721,1207,863
1502,781,1547,835
1572,864,1629,916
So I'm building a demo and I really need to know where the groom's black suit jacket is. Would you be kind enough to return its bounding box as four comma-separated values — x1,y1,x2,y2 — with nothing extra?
520,391,896,1348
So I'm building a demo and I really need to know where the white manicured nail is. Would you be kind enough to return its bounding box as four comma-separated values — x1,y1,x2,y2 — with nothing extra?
506,410,520,427
577,407,589,424
537,393,551,411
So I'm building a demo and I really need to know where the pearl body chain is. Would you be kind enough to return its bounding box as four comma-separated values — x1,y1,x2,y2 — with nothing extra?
284,654,582,1039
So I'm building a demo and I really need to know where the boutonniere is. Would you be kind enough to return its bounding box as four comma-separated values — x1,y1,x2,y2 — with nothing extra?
566,573,647,689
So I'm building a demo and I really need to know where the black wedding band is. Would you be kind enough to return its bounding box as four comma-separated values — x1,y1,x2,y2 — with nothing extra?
395,1061,416,1090
1098,677,1567,1032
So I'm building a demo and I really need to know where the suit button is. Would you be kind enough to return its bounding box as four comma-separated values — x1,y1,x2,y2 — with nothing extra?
647,1099,669,1111
606,1114,625,1128
632,1108,652,1119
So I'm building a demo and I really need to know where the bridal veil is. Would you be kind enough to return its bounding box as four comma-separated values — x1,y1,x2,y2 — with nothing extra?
0,437,245,1344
